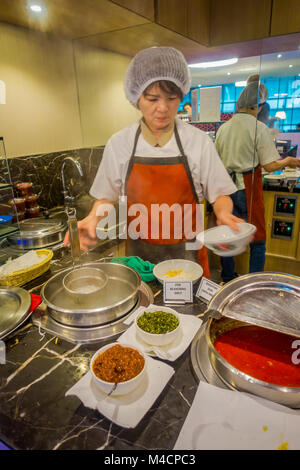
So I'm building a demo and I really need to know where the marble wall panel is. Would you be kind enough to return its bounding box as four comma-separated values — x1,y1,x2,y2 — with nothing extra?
0,147,104,212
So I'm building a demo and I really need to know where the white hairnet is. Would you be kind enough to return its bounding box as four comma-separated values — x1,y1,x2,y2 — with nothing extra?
124,47,191,107
236,81,268,112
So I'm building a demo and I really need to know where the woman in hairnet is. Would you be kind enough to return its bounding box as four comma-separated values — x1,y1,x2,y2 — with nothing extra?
215,81,300,282
67,47,241,278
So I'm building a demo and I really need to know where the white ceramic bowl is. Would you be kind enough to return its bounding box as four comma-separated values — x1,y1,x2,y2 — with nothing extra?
264,174,286,186
153,259,203,285
90,342,147,396
135,306,181,347
200,222,257,257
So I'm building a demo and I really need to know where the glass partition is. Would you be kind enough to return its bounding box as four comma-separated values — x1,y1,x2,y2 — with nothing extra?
254,44,300,276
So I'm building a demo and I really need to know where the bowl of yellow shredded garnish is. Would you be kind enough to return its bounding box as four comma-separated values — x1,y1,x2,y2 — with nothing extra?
153,259,203,284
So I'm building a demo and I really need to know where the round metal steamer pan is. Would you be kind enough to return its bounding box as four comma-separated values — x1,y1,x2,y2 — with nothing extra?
202,273,300,408
205,317,300,409
8,218,67,249
41,262,141,327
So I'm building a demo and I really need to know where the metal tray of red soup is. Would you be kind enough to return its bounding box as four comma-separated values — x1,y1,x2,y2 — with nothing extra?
190,272,300,408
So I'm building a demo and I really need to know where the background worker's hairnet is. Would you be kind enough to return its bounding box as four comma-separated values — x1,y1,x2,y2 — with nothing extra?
235,81,268,112
124,47,191,107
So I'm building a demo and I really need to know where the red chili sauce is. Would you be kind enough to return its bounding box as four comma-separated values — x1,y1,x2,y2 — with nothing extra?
214,325,300,387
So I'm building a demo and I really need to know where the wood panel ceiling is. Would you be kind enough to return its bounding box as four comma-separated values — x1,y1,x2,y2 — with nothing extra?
0,0,299,64
0,0,150,39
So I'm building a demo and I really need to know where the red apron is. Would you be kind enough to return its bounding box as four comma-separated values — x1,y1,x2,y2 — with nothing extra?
243,164,266,241
124,124,210,278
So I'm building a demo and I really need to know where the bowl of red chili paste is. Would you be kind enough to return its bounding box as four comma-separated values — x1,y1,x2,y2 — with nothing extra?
90,343,146,395
205,317,300,408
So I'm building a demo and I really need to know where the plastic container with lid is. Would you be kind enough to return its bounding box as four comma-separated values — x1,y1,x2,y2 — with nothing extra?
16,182,33,197
8,197,26,212
25,206,40,218
25,194,39,208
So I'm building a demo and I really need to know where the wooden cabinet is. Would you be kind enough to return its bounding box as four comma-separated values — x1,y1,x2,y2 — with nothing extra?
264,191,300,259
263,190,300,275
210,0,272,46
156,0,210,46
156,0,188,37
270,0,300,36
110,0,155,21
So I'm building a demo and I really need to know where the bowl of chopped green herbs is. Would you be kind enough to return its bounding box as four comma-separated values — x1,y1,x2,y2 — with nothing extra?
135,306,181,346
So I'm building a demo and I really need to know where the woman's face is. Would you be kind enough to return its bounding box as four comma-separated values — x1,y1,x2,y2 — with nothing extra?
138,83,181,133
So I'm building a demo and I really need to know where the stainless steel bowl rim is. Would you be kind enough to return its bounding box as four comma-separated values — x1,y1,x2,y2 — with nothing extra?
205,317,300,395
62,266,108,295
41,262,141,315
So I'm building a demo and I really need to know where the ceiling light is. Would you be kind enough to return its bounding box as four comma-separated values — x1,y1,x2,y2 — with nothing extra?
227,72,231,76
30,4,42,12
289,64,293,68
277,54,282,58
188,58,238,69
235,81,247,87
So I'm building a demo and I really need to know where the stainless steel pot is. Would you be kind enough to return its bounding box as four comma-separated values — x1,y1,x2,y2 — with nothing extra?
41,262,141,327
8,217,67,249
201,272,300,408
205,316,300,408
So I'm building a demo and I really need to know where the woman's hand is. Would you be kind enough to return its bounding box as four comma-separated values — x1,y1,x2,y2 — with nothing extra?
212,195,244,231
216,210,244,231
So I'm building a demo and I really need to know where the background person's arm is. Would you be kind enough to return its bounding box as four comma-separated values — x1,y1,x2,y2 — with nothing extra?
263,156,300,173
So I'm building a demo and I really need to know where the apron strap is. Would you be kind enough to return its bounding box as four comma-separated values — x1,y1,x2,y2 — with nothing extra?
125,122,199,202
174,124,200,203
125,124,142,194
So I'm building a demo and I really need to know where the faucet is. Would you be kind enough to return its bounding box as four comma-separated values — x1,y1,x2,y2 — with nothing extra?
61,157,83,265
61,156,83,206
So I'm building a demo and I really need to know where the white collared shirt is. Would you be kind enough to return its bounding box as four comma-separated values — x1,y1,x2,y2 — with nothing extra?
90,118,237,203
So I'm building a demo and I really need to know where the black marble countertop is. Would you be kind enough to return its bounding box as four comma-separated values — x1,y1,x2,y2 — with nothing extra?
263,182,300,193
0,244,208,451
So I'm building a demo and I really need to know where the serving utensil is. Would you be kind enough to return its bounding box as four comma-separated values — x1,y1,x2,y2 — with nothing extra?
107,382,118,396
63,266,108,305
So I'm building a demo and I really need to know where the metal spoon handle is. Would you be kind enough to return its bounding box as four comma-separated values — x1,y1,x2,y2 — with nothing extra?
107,382,118,396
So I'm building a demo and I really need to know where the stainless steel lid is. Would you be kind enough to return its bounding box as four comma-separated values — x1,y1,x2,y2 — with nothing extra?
8,218,67,240
208,272,300,338
0,286,31,339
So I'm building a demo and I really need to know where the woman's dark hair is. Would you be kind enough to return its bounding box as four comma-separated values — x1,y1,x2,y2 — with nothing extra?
143,80,184,100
